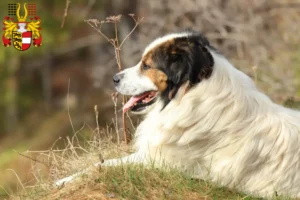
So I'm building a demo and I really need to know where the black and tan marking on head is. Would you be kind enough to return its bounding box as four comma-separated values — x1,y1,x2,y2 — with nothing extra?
140,31,215,109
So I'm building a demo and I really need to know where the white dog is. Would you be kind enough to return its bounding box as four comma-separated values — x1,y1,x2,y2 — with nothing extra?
56,31,300,198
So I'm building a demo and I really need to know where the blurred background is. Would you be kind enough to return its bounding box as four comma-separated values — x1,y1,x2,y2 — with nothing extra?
0,0,300,198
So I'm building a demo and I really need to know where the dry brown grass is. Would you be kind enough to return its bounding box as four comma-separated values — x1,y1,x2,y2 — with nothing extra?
9,121,292,200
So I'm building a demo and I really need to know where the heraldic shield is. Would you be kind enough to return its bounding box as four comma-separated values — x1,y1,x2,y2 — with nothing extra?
12,31,32,51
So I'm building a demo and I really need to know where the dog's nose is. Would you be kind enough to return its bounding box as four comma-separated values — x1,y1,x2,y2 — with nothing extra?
113,74,120,84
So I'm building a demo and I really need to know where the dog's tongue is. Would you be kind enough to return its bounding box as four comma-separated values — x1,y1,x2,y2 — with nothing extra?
123,92,151,113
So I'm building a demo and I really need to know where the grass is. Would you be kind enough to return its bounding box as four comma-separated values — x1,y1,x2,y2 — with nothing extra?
9,133,293,200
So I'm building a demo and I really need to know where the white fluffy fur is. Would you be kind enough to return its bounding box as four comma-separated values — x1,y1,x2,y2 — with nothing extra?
56,34,300,199
143,32,192,56
130,50,300,198
115,62,158,96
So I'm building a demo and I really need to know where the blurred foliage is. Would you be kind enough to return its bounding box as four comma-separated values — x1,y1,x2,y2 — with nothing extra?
0,0,108,194
0,0,105,136
0,0,64,135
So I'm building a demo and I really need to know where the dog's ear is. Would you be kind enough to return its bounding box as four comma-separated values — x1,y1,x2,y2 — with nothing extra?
160,37,214,110
188,40,214,85
159,51,187,109
169,37,214,86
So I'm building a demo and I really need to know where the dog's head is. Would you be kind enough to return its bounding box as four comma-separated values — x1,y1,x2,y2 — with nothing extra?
113,31,215,114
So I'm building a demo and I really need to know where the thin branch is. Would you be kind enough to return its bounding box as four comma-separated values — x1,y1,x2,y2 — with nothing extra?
61,0,71,28
0,185,10,196
94,105,100,136
119,16,144,48
14,150,50,168
85,14,143,144
111,93,120,144
71,123,86,146
85,20,115,46
27,147,88,154
6,169,25,190
50,136,62,150
122,105,127,143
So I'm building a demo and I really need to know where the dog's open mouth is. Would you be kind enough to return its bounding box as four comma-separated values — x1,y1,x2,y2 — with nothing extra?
123,91,158,113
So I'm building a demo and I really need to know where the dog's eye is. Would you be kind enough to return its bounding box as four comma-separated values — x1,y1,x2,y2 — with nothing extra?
142,64,151,70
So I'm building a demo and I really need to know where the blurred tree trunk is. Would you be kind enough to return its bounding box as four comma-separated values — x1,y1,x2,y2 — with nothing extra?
4,54,20,134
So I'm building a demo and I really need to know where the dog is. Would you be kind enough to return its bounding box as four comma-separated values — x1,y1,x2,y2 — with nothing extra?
56,31,300,198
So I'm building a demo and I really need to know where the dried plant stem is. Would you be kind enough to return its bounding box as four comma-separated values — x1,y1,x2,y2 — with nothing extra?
112,22,128,143
122,96,127,143
85,15,143,144
13,150,49,168
61,0,71,28
112,93,120,144
94,105,100,136
252,65,258,84
6,169,25,190
119,16,144,48
126,110,136,131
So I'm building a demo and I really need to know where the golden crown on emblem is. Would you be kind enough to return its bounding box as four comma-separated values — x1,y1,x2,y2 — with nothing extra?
16,3,28,22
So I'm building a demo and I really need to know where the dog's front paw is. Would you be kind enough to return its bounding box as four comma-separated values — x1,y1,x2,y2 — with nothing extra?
54,162,103,187
55,170,88,187
55,174,76,187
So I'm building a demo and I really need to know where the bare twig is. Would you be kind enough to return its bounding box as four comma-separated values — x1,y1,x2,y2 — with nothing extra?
61,0,71,28
119,15,144,48
13,150,50,168
27,147,88,154
111,92,120,144
6,169,25,190
0,185,10,196
85,14,143,144
126,111,136,131
252,65,258,84
71,123,86,146
122,96,127,142
94,105,100,136
50,137,62,150
85,19,114,45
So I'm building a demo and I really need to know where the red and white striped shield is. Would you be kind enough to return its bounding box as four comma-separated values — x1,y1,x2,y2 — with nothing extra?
12,31,32,51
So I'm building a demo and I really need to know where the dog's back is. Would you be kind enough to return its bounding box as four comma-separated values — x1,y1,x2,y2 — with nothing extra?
133,49,300,198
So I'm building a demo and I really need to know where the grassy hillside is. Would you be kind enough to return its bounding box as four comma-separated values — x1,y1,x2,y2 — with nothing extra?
10,136,293,200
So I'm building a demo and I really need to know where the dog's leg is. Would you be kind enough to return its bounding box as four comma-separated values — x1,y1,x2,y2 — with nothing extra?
55,169,88,187
55,152,145,187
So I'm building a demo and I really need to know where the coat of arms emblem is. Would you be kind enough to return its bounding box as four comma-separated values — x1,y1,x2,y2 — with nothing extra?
2,3,42,51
